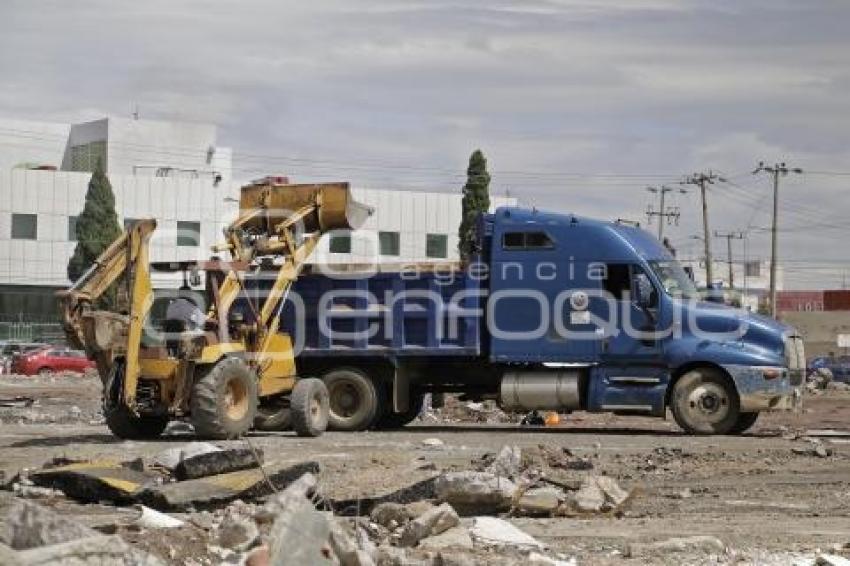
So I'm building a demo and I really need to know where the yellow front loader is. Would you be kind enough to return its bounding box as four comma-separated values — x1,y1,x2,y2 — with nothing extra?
57,180,371,440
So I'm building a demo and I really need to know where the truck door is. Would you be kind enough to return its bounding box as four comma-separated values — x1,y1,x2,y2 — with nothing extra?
599,263,662,363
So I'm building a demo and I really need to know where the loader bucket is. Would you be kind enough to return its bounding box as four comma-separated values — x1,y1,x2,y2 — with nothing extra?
239,182,372,233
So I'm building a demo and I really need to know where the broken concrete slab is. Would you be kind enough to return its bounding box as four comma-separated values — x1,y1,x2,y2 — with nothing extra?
333,477,438,517
28,460,160,503
1,498,102,549
328,520,377,566
133,505,185,529
257,472,319,523
17,534,165,565
434,472,516,515
817,554,850,566
218,513,260,552
370,502,413,529
268,498,334,565
487,445,521,478
139,460,320,510
516,487,564,516
625,535,725,558
469,516,543,549
417,526,473,551
152,441,222,470
398,503,460,547
174,447,262,481
569,475,631,514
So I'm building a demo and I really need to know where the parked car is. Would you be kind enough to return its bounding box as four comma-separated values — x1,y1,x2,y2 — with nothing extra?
0,341,48,374
10,347,95,376
807,355,850,383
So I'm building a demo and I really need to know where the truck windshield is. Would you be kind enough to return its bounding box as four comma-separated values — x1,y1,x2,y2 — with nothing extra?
649,260,698,300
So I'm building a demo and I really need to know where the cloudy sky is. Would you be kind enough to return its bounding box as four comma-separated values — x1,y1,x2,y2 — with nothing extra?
1,0,849,288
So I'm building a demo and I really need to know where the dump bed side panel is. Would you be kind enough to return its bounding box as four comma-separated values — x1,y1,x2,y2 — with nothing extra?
279,270,483,358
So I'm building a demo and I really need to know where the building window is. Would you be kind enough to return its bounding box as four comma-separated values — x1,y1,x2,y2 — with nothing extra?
69,141,107,173
329,232,352,254
11,214,37,240
68,216,78,241
379,231,400,256
502,231,555,251
745,261,760,277
426,234,448,258
176,221,201,247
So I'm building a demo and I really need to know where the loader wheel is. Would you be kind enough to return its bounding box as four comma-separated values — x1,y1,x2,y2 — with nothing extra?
671,368,740,435
374,394,424,429
254,401,292,432
105,406,168,440
323,368,379,431
290,378,329,437
728,412,760,435
190,357,258,440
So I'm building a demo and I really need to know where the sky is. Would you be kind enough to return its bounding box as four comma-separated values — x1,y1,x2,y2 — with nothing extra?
1,0,849,288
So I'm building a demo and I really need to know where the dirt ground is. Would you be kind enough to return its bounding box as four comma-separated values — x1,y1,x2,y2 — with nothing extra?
1,373,849,565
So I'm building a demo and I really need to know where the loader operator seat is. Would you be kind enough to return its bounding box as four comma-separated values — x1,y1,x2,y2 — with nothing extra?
164,290,207,357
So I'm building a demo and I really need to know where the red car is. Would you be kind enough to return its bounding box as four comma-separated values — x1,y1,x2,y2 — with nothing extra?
11,347,95,376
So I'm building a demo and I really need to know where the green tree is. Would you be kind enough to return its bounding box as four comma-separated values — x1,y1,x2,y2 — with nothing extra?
67,161,123,307
458,149,491,261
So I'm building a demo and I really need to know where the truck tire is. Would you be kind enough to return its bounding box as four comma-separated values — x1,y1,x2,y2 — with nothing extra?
290,378,329,437
670,367,740,435
190,357,258,440
254,405,292,432
105,406,168,440
374,394,424,429
322,368,379,431
729,412,759,435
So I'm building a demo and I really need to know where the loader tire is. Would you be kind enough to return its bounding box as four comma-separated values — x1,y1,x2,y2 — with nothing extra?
105,406,168,440
254,403,292,432
671,367,740,435
323,367,379,431
290,378,329,437
190,357,258,440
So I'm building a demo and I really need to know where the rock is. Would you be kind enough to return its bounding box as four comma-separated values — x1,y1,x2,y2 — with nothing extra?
469,516,543,549
434,472,516,515
134,505,185,529
817,554,850,566
398,503,460,547
152,441,223,470
625,535,725,557
528,553,577,566
329,520,377,566
267,496,333,565
421,438,445,449
259,472,319,522
218,513,259,551
517,487,564,516
595,475,630,507
572,479,605,512
0,542,19,565
404,500,435,519
487,445,521,478
16,534,165,565
827,381,850,392
417,526,473,550
1,499,100,549
370,502,413,528
570,476,631,513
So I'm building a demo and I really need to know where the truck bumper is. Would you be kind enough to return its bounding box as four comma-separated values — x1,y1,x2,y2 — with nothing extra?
722,364,803,412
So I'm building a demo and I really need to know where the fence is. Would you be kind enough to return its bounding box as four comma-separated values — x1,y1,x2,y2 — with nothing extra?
0,322,65,344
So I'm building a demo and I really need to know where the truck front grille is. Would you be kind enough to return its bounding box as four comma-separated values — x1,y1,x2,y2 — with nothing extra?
785,334,806,386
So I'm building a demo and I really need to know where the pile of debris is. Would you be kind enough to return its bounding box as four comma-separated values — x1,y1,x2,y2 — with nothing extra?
1,442,635,564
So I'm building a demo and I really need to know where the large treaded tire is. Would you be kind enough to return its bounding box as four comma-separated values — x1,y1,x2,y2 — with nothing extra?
105,406,168,440
254,405,292,432
322,367,379,431
290,378,329,437
190,357,258,440
374,394,424,430
671,367,740,435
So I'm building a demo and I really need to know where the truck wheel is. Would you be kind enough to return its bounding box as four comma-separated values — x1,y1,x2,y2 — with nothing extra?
290,378,329,437
323,368,379,431
729,412,759,435
190,357,258,440
670,368,740,435
105,406,168,440
374,394,424,429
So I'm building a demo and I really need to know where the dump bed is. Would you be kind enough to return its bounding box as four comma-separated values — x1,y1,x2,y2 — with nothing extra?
278,269,483,358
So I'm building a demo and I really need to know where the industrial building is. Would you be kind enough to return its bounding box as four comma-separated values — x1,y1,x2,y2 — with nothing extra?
0,116,514,339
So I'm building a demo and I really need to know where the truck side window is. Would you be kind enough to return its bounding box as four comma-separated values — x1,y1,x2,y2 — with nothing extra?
603,264,631,300
502,231,554,250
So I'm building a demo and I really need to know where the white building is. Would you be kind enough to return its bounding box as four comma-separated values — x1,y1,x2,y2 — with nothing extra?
0,116,514,326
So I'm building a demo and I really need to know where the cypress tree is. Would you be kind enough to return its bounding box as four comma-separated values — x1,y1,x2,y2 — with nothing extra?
458,149,491,261
67,161,123,308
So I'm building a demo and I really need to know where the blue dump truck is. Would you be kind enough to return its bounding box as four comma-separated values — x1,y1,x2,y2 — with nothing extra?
278,207,805,435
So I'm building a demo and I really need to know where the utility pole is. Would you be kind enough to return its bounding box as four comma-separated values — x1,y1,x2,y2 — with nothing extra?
683,172,724,287
714,231,744,289
753,162,803,317
645,186,685,240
